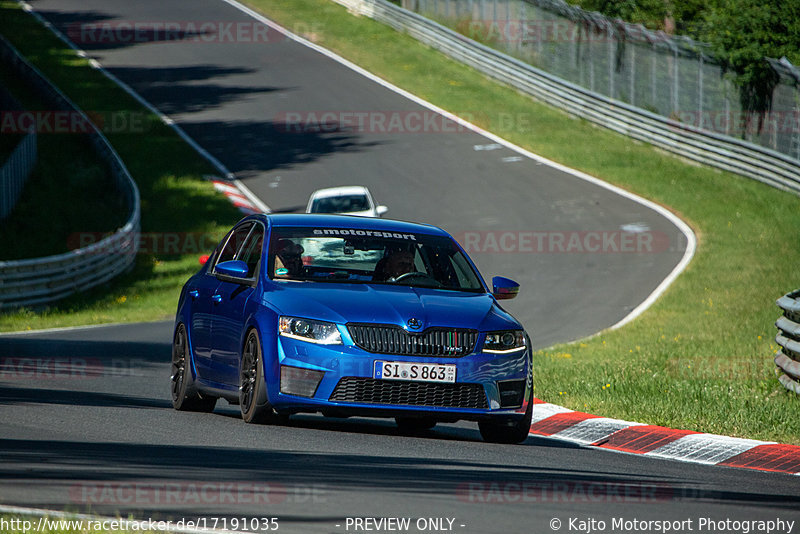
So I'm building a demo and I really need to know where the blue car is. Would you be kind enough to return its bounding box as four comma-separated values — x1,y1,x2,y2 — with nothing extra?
172,214,533,443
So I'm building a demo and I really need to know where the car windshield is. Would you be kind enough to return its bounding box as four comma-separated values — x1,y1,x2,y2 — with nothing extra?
268,226,485,292
310,194,370,213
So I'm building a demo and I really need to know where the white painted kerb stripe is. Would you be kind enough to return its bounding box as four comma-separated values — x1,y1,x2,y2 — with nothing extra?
531,403,573,425
646,434,773,465
551,418,644,446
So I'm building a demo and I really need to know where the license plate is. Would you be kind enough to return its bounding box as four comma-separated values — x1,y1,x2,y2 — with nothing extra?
374,361,456,383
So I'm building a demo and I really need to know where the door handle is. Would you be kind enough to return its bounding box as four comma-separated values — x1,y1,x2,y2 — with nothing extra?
189,290,199,300
212,294,223,304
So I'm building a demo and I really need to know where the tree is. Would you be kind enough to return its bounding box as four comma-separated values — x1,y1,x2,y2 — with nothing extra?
701,0,800,114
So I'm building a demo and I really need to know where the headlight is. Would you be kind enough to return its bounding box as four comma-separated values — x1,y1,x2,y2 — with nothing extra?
483,330,526,354
279,316,342,345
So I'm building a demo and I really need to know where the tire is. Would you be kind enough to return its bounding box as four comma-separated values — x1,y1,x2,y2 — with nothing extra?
395,417,437,432
240,329,282,424
478,390,533,444
171,323,217,412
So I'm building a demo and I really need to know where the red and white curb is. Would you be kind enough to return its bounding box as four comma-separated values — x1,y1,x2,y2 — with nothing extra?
209,177,264,215
530,399,800,475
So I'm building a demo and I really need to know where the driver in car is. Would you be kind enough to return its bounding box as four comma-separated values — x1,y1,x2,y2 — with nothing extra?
373,248,415,282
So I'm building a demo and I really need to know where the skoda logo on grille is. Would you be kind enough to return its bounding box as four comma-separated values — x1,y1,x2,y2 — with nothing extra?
407,318,422,330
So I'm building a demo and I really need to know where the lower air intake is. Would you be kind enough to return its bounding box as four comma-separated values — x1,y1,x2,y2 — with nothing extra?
329,377,488,409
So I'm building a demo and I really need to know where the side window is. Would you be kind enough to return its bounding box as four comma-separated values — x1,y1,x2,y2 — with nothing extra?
214,223,253,270
448,251,482,290
237,225,264,279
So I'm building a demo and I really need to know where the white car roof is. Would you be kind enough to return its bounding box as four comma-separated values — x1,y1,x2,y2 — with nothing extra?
309,186,370,199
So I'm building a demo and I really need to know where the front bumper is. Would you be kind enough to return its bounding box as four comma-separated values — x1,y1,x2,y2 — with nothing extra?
270,331,532,421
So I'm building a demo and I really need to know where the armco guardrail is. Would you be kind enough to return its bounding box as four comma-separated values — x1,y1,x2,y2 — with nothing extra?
332,0,800,195
0,35,140,309
776,290,800,395
0,131,37,220
0,81,37,220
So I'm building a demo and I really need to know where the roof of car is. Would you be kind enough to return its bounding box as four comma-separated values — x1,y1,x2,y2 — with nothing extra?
253,213,449,237
309,186,370,199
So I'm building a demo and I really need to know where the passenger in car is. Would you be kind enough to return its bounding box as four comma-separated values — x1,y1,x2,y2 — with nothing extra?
274,240,304,278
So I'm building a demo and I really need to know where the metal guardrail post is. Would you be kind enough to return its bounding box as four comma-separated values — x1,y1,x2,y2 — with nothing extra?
775,289,800,395
0,36,140,309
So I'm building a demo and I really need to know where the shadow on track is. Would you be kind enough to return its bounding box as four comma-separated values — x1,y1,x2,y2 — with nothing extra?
0,437,798,515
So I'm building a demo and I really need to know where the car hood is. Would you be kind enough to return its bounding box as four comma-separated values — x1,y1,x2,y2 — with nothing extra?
262,282,520,332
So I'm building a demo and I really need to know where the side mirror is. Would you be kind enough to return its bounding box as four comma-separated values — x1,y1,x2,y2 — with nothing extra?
215,260,249,280
492,276,520,300
375,205,388,216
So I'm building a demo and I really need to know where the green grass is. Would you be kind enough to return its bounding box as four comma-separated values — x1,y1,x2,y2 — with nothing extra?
240,0,800,442
0,0,798,442
0,59,127,259
0,0,241,330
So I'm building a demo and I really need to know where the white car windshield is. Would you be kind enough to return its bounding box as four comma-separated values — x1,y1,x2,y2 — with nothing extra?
268,227,484,292
310,195,370,213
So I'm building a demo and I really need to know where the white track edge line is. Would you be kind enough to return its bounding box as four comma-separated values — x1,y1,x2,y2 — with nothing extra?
7,3,788,472
16,0,695,336
0,319,170,337
219,0,697,334
2,10,707,474
17,0,270,215
15,2,694,347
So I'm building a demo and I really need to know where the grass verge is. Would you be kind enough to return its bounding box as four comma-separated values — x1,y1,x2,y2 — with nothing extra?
240,0,800,442
0,0,797,442
0,0,241,331
0,59,127,259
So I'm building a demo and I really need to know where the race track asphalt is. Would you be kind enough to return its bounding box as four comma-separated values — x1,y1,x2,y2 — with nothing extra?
3,1,793,532
1,322,799,533
29,0,690,348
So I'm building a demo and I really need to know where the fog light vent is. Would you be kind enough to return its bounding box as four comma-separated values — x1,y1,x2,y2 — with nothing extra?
497,379,525,408
280,366,324,397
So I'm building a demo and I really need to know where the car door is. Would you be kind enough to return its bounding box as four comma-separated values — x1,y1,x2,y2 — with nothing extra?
186,227,242,380
195,222,253,386
210,222,264,386
187,268,220,379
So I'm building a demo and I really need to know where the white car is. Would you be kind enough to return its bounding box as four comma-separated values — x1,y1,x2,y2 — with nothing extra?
305,186,388,217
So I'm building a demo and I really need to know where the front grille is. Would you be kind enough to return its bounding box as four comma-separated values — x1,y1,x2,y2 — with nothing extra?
347,324,478,357
329,377,488,409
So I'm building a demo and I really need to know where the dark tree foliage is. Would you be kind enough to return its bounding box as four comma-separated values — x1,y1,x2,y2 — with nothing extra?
701,0,800,114
566,0,800,114
568,0,669,29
